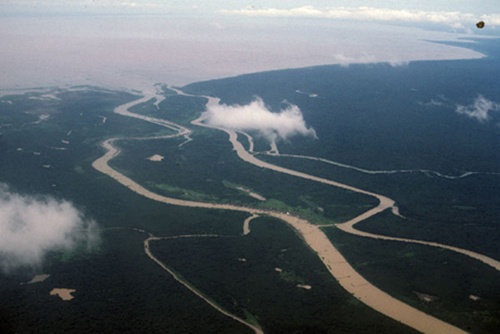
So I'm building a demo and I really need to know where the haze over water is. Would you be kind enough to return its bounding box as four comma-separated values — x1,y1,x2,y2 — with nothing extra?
1,1,498,91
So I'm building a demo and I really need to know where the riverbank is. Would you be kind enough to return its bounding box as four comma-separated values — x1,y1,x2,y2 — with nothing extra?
92,90,471,334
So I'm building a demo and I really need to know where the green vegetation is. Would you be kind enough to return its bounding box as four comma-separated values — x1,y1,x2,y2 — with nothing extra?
0,229,252,333
150,217,416,333
355,209,500,259
222,180,260,198
148,182,219,202
277,268,306,285
257,154,500,258
0,80,407,332
1,38,500,332
325,227,500,334
243,309,260,328
256,198,332,225
108,123,376,225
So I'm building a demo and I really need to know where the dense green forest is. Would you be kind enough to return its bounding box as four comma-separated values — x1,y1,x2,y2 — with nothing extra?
0,86,412,333
183,38,500,264
1,39,499,333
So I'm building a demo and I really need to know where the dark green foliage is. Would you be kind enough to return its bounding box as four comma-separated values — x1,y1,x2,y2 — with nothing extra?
184,42,500,173
0,230,253,333
258,155,500,258
150,217,417,333
356,207,500,260
326,227,500,334
1,38,500,333
111,134,376,223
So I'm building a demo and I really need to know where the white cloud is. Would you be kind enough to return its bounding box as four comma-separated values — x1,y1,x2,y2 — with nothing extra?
418,94,449,107
455,95,500,122
205,97,317,143
331,53,377,67
387,59,410,67
419,99,445,107
220,6,500,29
0,184,100,272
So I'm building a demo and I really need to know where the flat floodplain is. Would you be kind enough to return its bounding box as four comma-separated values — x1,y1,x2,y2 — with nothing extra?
1,38,499,333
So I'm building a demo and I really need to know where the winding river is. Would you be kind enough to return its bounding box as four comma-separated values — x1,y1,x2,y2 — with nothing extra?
92,89,498,334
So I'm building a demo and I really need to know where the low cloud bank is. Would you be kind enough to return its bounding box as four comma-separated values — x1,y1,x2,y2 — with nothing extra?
0,184,100,272
220,6,500,29
204,97,317,143
456,95,500,122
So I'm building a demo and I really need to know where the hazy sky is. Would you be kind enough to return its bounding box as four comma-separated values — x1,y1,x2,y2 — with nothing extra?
2,1,500,16
1,1,499,90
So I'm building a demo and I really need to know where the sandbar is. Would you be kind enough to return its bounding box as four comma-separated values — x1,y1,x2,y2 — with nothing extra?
24,274,50,284
147,154,164,161
50,288,76,301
